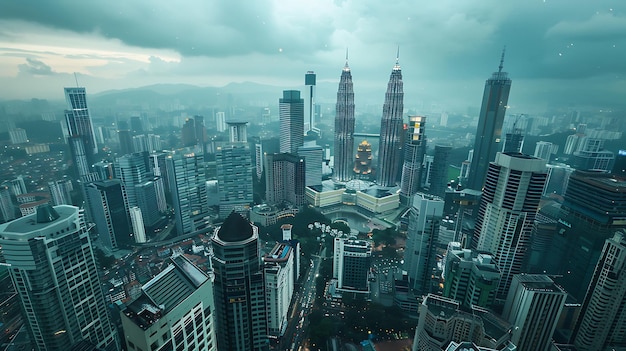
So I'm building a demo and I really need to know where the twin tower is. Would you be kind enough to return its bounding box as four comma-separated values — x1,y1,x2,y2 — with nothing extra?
333,52,405,188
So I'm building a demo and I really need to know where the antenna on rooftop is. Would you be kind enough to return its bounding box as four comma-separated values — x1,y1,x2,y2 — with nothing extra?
74,72,80,87
498,46,506,73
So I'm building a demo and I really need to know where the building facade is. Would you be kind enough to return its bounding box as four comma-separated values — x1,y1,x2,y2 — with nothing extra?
263,242,295,338
376,56,404,188
474,152,547,298
211,213,268,351
400,116,427,204
333,237,372,293
333,57,356,183
279,90,304,154
466,53,512,191
264,153,306,207
0,205,119,350
443,248,500,309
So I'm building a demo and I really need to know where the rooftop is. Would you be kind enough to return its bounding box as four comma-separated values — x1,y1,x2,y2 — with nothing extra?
216,212,253,242
1,204,77,236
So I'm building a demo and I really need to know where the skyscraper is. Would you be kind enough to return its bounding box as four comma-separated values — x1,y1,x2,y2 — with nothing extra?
305,71,317,132
216,142,253,218
548,171,626,301
84,180,130,251
443,247,500,309
120,255,217,351
466,50,512,190
264,153,306,206
115,152,150,219
474,152,547,298
400,116,427,204
428,144,452,198
404,193,444,295
279,90,304,154
333,55,356,183
0,205,119,350
48,178,73,206
211,213,268,350
64,87,98,157
166,149,209,235
573,230,626,350
502,274,566,351
297,144,323,187
263,242,295,338
333,237,372,293
376,52,404,187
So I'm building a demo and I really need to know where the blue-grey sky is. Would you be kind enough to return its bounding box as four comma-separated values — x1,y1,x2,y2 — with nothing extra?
0,0,624,113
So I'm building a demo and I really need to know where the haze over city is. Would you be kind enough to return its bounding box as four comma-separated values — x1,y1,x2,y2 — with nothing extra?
1,0,626,112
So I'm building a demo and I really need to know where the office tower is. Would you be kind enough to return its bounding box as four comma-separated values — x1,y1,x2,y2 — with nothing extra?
115,152,150,217
443,248,500,309
264,153,305,206
48,178,73,206
502,274,566,351
0,185,16,224
412,294,514,351
211,213,268,350
149,152,169,212
255,143,264,179
533,141,557,162
376,53,404,187
67,135,92,177
0,205,119,350
263,242,295,338
573,231,626,350
570,137,614,172
166,149,209,235
474,152,547,298
93,160,115,180
132,134,148,153
466,51,512,190
216,143,253,218
279,90,304,154
121,255,217,351
404,193,444,294
129,206,146,243
181,116,207,147
298,144,323,187
135,180,161,227
354,140,373,178
524,210,558,273
613,149,626,176
400,116,427,204
333,56,356,183
333,237,372,293
228,121,248,143
543,163,575,196
84,180,130,251
305,71,317,132
117,129,133,155
64,87,98,158
9,128,28,144
428,144,452,198
146,134,162,153
216,111,227,132
129,115,143,135
549,171,626,301
502,130,524,154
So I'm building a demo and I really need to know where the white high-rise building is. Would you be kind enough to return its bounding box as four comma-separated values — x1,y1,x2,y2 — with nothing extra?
263,242,295,338
333,237,372,293
121,255,217,351
216,111,227,132
0,205,120,350
474,152,547,298
130,206,146,243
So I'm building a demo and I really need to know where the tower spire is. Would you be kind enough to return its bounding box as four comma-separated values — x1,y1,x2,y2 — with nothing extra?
343,48,350,71
499,46,506,73
393,46,401,71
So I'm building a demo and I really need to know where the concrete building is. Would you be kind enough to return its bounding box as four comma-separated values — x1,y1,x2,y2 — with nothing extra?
503,274,566,351
211,213,268,350
428,144,452,198
0,205,119,350
412,294,514,351
473,152,547,298
466,51,512,191
129,206,146,243
573,230,626,350
264,153,306,207
84,180,131,250
443,248,500,309
400,116,427,204
298,144,323,187
216,142,253,218
279,90,304,154
333,237,372,294
120,255,217,351
404,193,444,295
48,178,73,206
263,242,295,338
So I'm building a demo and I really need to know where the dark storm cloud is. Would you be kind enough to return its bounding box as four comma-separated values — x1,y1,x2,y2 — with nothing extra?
0,0,333,58
18,58,54,75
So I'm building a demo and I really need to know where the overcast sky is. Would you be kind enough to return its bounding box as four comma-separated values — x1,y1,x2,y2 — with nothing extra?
1,0,625,113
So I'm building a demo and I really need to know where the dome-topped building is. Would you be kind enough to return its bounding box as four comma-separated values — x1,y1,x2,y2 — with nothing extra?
217,211,254,242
